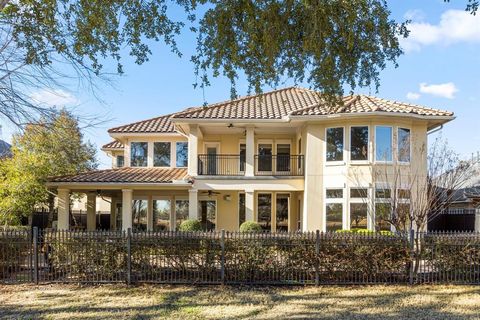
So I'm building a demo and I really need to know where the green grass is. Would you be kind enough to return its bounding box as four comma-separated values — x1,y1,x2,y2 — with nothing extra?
1,284,480,319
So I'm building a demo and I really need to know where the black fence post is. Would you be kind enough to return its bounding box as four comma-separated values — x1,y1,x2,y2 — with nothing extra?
126,228,132,285
409,228,415,285
315,230,320,286
220,229,225,285
33,227,39,285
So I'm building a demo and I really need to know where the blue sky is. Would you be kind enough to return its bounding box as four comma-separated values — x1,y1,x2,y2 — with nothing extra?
3,0,479,168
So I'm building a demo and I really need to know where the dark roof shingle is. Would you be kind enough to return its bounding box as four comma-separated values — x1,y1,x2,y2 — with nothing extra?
101,140,124,150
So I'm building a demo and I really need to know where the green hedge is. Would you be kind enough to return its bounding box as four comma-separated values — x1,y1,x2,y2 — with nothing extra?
178,219,202,232
239,221,262,233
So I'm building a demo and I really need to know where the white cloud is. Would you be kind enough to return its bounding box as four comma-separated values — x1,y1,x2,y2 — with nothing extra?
401,9,480,52
406,92,421,100
404,9,425,22
30,89,79,107
419,82,458,99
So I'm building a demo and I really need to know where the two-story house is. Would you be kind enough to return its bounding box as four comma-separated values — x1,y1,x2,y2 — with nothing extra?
47,87,454,232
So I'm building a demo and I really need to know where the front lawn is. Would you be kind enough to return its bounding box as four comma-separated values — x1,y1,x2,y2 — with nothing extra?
1,284,479,319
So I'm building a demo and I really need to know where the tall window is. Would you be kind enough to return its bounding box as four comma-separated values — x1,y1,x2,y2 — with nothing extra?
276,194,289,232
350,126,369,161
349,187,368,230
398,128,411,163
258,144,273,171
326,127,344,162
153,199,171,231
130,142,148,167
239,193,245,227
132,199,147,231
257,193,272,231
375,126,393,162
175,200,189,230
326,188,343,232
375,187,392,231
154,142,171,167
176,142,188,167
116,155,124,168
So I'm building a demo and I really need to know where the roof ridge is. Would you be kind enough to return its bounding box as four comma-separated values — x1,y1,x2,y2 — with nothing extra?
172,86,316,119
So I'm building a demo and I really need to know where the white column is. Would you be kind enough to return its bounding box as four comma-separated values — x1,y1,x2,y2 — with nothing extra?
245,126,255,177
170,196,176,231
57,188,70,230
188,125,199,176
86,192,97,231
188,189,198,220
110,197,117,230
122,189,133,231
245,190,255,221
147,195,154,231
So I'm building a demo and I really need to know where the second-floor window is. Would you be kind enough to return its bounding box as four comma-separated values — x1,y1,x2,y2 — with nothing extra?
154,142,171,167
326,127,344,162
116,155,124,168
375,126,393,162
398,128,411,163
176,142,188,167
131,142,148,167
350,126,369,161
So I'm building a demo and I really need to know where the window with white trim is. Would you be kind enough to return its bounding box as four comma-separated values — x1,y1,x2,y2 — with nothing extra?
153,199,171,231
176,142,188,167
130,142,148,167
398,128,411,163
375,126,393,162
326,127,344,162
375,187,392,231
154,142,171,167
350,126,369,161
349,187,368,230
326,188,343,231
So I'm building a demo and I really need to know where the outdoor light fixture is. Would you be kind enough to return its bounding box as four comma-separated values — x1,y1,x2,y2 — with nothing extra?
224,195,232,201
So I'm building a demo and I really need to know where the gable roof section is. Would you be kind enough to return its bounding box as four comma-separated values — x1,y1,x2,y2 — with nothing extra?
172,87,322,120
101,140,124,150
290,95,453,117
48,167,189,184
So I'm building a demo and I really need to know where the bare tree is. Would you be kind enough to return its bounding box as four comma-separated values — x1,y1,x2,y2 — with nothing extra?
350,137,479,233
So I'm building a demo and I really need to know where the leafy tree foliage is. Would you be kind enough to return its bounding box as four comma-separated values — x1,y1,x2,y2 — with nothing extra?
0,110,97,225
2,0,408,105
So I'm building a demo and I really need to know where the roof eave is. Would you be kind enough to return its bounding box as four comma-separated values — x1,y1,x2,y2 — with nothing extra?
289,112,455,123
170,118,290,124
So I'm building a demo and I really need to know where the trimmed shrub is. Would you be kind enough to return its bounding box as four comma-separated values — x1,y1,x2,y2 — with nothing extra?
239,221,262,233
179,219,202,232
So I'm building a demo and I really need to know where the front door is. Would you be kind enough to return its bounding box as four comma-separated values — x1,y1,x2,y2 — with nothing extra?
206,144,218,175
258,143,273,172
199,200,216,231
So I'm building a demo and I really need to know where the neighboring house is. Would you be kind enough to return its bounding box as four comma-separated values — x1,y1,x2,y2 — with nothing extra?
0,139,11,158
47,87,454,232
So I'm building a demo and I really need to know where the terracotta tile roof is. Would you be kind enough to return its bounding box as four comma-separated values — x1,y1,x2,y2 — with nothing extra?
107,88,453,134
49,167,189,184
172,87,322,120
289,95,454,117
101,140,124,150
108,114,177,134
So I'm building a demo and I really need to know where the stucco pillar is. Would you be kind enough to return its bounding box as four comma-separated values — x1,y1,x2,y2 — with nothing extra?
475,212,480,232
110,197,117,230
188,189,198,220
245,190,254,221
86,192,97,231
57,188,70,230
188,125,199,176
122,189,133,231
147,195,154,231
245,126,255,177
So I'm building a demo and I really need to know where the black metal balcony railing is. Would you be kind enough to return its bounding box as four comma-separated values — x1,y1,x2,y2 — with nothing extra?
198,154,244,176
198,154,304,176
255,154,304,176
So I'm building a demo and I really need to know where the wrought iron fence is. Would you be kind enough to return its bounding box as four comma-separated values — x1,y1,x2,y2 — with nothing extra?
1,228,480,285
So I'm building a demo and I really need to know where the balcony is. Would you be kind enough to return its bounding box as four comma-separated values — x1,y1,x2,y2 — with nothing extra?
197,154,304,176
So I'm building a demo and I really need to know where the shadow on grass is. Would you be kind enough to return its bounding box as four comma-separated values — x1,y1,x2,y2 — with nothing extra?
0,284,479,319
